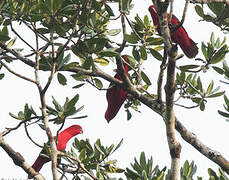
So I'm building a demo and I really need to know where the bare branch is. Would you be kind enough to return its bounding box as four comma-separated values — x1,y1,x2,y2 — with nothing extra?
10,24,35,51
171,0,190,33
2,116,42,136
175,119,229,174
190,0,229,5
0,59,36,83
0,133,45,180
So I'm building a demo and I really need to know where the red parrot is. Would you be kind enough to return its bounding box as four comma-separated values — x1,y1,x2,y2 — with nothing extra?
31,125,83,174
148,5,198,58
105,55,129,122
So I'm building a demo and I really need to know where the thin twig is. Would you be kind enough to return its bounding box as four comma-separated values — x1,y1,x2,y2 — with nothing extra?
10,24,35,51
0,41,35,67
0,60,36,83
174,103,199,109
190,0,229,5
24,122,43,148
58,151,99,180
123,13,145,45
2,116,42,136
171,0,190,33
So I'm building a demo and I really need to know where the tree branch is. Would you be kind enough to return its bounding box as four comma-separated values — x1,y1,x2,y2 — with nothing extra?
0,59,36,83
175,119,229,174
34,29,59,180
190,0,229,5
0,133,45,180
58,151,99,180
158,3,181,179
0,41,36,67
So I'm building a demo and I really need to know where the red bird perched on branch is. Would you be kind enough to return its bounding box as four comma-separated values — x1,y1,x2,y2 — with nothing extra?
30,125,83,175
105,55,129,122
148,5,198,58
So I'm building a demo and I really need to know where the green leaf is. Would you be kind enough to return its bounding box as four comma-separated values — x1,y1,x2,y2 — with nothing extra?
195,5,204,17
7,37,17,47
180,71,186,85
140,152,147,170
224,95,229,107
58,53,71,69
99,49,119,57
67,94,79,109
139,46,147,60
201,42,208,60
93,58,109,66
149,48,163,61
106,29,121,36
146,37,163,45
0,73,5,80
197,77,203,93
57,73,67,86
192,97,202,104
179,65,200,71
207,91,225,98
141,71,151,85
9,112,22,120
52,96,63,112
94,78,103,89
79,148,87,161
132,46,140,62
72,83,85,89
71,73,88,81
142,170,148,180
210,32,215,46
210,45,228,64
105,4,114,16
112,138,123,154
208,168,218,178
126,109,132,120
82,58,92,70
0,34,10,42
124,33,139,44
212,66,224,75
95,143,104,155
200,101,205,111
206,81,214,94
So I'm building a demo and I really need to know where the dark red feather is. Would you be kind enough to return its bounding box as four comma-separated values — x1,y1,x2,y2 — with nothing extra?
148,5,198,58
105,55,129,122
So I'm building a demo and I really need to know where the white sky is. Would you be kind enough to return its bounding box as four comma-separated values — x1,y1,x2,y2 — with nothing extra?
0,0,229,179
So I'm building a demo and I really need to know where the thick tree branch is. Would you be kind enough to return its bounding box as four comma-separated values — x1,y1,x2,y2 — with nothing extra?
34,30,59,180
190,0,229,5
175,119,229,174
0,133,45,180
158,3,181,179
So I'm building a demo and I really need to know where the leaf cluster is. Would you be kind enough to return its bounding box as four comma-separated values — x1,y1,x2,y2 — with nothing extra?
46,94,86,125
195,3,229,32
176,71,224,111
64,137,124,179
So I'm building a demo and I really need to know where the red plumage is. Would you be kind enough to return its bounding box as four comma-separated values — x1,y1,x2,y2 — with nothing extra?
148,5,198,58
105,55,129,122
31,125,83,174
